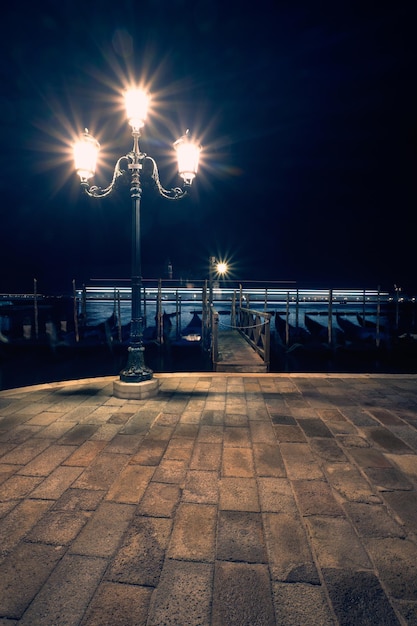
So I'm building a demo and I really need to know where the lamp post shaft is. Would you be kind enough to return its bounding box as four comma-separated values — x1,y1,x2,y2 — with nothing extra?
119,131,153,382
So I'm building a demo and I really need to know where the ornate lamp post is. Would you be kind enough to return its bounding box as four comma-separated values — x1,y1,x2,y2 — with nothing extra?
73,88,200,393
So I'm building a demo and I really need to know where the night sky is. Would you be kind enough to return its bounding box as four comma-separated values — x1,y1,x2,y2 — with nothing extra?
1,1,416,295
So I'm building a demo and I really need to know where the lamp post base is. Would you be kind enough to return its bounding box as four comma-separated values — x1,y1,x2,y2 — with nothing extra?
113,377,159,399
119,346,153,383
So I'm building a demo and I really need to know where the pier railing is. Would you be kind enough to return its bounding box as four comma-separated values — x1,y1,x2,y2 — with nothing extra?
210,306,272,371
236,307,272,369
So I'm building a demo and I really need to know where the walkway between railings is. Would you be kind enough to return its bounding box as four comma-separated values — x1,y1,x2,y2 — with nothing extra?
211,306,271,372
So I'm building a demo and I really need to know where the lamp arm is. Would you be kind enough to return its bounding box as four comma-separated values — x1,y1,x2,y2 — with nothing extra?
145,156,188,200
83,155,130,198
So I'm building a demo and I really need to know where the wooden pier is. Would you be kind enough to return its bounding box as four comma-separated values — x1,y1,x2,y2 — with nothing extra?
213,330,268,373
213,329,268,373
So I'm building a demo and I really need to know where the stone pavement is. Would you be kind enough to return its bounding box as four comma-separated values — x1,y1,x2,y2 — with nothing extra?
0,373,417,625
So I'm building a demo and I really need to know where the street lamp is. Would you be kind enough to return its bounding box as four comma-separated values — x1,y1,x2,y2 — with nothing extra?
74,87,200,391
208,257,228,306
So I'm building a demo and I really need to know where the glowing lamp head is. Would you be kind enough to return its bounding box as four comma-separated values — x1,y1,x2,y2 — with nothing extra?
73,130,100,182
174,132,201,186
216,262,228,276
125,88,149,130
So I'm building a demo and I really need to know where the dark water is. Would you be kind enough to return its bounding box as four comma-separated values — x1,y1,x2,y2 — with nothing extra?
0,342,213,391
2,295,417,390
2,334,417,391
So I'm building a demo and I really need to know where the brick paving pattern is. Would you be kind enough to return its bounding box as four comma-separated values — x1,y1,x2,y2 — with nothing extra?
0,373,417,625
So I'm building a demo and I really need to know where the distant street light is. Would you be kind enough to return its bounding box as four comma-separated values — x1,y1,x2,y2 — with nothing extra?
208,257,228,305
74,88,200,388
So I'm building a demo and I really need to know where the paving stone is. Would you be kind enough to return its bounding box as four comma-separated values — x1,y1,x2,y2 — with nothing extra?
16,444,74,476
167,502,217,561
30,465,83,499
63,440,107,466
57,423,100,445
172,423,199,438
180,407,202,424
137,481,181,516
0,438,51,465
105,464,155,504
0,474,43,501
212,561,275,626
249,420,276,443
222,446,255,477
52,488,105,511
336,434,370,447
152,459,188,485
190,442,222,470
326,420,358,435
72,453,130,491
252,442,286,476
385,453,417,482
145,424,176,442
182,470,219,504
34,421,75,439
392,600,417,626
18,554,108,626
272,582,336,625
309,438,347,462
364,537,417,600
219,477,259,511
224,413,248,426
389,425,417,451
269,413,297,425
80,581,152,626
224,426,251,447
107,516,172,586
155,412,181,427
130,440,168,465
0,499,51,555
0,499,19,519
26,508,91,545
263,512,319,583
89,423,121,441
0,463,21,485
217,510,267,562
0,542,65,618
322,568,401,625
120,410,158,434
363,427,414,453
197,425,224,443
146,559,213,626
347,446,393,468
382,490,417,533
107,411,135,425
340,407,378,427
317,408,347,422
280,442,324,479
70,501,135,557
273,424,306,442
324,462,381,503
297,418,334,438
343,502,406,538
306,515,372,569
163,437,195,461
369,408,404,426
0,423,45,445
292,479,344,516
258,477,298,514
364,466,414,491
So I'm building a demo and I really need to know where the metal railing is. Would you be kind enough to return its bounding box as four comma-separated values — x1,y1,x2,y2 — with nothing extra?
237,307,272,370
